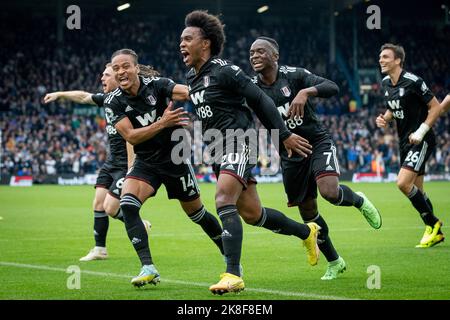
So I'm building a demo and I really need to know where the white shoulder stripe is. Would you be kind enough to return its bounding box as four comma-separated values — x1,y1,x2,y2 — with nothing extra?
110,88,121,95
105,95,114,104
104,88,121,104
279,65,297,74
212,58,227,66
403,72,419,82
382,75,390,81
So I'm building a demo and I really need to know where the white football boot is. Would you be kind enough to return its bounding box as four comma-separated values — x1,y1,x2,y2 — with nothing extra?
79,246,108,261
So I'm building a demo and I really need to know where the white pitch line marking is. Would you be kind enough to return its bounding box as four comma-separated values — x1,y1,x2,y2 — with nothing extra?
0,261,359,300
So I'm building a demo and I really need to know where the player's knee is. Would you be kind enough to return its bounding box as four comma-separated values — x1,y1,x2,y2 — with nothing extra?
319,186,340,203
215,191,236,208
104,207,115,217
299,209,317,221
93,198,104,211
103,200,120,216
182,198,203,216
396,179,412,194
241,215,258,225
239,207,260,225
298,204,318,221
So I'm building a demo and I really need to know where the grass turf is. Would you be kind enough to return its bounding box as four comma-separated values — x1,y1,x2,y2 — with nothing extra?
0,182,449,300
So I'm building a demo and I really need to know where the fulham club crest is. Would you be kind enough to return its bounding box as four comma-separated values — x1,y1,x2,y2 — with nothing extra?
203,76,210,88
147,95,157,105
280,86,291,97
399,88,405,97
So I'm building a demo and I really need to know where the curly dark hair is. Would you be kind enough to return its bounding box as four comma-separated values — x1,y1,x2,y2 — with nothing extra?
138,64,160,77
185,10,226,56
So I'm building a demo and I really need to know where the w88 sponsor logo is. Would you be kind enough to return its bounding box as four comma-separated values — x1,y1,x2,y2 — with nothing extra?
277,102,303,129
392,110,404,119
285,117,303,129
196,105,213,119
106,125,117,135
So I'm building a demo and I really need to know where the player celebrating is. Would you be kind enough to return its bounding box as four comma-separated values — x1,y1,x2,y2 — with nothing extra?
377,43,444,248
249,36,382,280
104,49,225,288
43,63,152,261
180,10,321,295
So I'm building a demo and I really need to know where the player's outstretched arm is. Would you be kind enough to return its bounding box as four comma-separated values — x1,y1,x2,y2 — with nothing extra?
115,102,189,145
43,91,95,105
409,97,440,145
440,94,450,115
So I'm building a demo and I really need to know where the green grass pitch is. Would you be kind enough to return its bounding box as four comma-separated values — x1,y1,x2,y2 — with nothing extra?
0,182,449,300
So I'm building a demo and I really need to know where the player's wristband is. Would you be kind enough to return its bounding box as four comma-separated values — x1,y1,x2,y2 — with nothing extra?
412,123,430,140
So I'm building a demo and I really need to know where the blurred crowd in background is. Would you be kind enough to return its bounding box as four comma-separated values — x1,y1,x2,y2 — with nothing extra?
1,12,449,180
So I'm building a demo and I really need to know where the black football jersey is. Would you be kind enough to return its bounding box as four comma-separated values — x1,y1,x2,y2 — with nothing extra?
103,76,177,163
382,70,435,147
253,65,330,144
186,58,256,137
91,93,127,166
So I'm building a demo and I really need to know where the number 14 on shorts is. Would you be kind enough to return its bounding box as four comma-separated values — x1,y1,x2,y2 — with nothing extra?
180,175,195,192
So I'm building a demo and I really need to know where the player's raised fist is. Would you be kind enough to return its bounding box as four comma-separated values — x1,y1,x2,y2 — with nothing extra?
43,92,60,104
376,114,387,128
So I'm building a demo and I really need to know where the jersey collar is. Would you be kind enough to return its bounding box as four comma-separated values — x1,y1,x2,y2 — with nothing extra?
256,66,280,88
193,56,217,77
387,69,405,87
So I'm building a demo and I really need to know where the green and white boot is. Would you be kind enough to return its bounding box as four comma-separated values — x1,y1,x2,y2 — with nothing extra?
321,257,346,280
356,192,382,229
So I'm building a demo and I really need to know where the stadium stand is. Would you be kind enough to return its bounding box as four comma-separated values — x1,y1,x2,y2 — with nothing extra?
1,10,449,180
